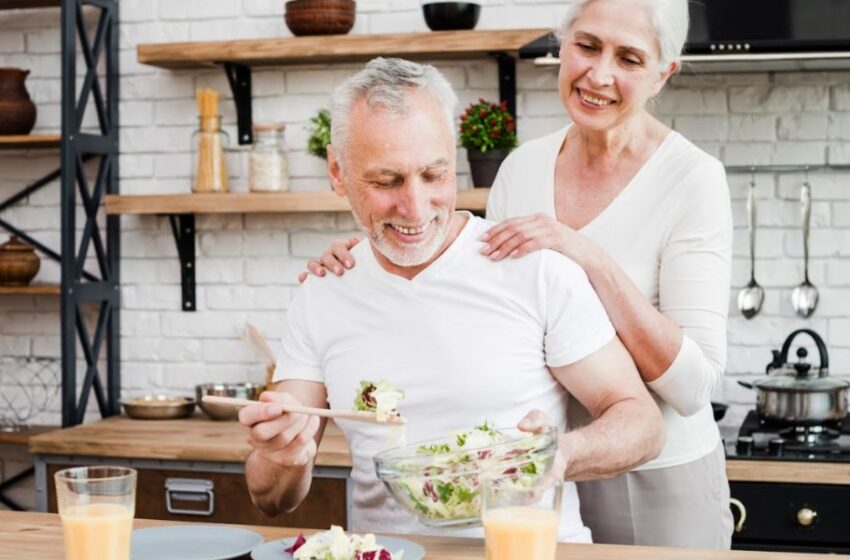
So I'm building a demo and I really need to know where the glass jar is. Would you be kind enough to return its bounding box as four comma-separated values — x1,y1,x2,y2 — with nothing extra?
249,123,289,192
191,115,230,193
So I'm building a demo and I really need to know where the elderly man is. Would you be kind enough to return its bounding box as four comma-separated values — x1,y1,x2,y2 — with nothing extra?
239,57,664,542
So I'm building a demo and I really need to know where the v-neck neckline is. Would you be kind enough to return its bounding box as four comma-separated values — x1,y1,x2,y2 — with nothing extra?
361,211,475,286
546,125,677,233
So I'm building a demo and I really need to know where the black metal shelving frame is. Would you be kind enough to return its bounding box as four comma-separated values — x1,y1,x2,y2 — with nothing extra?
0,0,120,427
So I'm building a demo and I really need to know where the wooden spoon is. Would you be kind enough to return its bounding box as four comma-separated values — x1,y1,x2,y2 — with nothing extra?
202,395,406,425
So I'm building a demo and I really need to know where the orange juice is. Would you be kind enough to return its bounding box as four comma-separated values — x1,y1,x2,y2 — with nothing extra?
483,506,558,560
60,503,133,560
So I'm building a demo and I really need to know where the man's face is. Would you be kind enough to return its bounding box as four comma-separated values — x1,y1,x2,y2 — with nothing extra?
329,90,458,271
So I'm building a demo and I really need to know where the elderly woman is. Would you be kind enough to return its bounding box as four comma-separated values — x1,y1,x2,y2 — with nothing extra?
301,0,734,548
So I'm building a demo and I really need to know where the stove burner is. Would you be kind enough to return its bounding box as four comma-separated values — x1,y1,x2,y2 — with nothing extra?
780,424,842,443
731,410,850,461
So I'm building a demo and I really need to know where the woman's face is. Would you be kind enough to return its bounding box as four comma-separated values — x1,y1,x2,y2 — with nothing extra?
558,0,674,133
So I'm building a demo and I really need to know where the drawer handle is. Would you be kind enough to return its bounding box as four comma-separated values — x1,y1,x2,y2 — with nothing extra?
730,498,747,533
165,478,215,517
797,507,817,527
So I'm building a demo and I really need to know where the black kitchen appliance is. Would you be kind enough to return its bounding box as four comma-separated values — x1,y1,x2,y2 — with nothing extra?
518,0,850,60
687,0,850,55
726,329,850,553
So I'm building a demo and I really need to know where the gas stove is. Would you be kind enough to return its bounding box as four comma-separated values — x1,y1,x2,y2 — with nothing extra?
728,410,850,462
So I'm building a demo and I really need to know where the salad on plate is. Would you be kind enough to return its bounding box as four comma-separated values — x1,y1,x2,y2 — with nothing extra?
284,526,402,560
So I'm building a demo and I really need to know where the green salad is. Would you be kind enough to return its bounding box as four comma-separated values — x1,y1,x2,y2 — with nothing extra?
388,422,552,522
354,381,404,422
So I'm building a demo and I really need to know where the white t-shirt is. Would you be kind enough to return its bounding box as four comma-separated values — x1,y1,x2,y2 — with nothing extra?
488,126,733,471
276,214,615,542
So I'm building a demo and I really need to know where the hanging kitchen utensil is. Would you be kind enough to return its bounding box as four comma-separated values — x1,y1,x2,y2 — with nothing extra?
738,328,847,425
791,176,819,318
737,174,764,319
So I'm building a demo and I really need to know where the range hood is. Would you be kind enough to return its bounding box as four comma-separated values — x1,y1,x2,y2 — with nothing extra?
519,0,850,73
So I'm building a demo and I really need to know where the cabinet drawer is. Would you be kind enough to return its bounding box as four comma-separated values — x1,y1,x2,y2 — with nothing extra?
731,481,850,550
47,464,347,529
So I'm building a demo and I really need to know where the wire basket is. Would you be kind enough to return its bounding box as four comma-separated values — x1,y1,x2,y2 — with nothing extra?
0,357,60,431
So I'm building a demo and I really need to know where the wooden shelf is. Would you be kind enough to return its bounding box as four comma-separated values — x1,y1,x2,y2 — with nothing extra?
137,29,548,69
0,284,60,295
105,190,490,215
0,134,60,150
0,0,59,10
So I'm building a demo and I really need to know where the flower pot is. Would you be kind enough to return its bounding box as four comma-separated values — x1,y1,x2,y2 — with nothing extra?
0,236,40,286
467,148,509,188
0,68,37,136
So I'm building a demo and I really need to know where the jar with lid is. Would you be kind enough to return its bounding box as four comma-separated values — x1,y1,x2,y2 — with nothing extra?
249,123,289,192
191,115,230,193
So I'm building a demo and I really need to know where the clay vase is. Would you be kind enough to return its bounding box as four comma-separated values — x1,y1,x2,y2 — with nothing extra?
0,236,40,286
0,68,37,136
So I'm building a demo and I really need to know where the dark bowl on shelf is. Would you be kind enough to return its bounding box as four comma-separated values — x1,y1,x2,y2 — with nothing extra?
285,0,356,36
712,401,728,422
422,2,481,31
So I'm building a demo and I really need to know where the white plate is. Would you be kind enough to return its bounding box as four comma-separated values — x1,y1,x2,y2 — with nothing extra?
132,525,265,560
251,535,426,560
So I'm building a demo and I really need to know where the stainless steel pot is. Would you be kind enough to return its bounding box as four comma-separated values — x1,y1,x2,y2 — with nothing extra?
739,329,848,425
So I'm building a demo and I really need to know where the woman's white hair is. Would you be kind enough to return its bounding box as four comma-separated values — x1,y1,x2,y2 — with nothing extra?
330,57,458,171
556,0,689,69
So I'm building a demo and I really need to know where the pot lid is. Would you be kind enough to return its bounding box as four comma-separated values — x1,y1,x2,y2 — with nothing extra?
754,374,849,393
0,236,35,252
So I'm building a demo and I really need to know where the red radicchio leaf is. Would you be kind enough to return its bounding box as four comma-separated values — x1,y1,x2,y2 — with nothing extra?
379,549,393,560
360,552,376,560
284,533,307,554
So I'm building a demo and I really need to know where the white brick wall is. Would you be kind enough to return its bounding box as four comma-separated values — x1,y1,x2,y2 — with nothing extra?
0,0,849,433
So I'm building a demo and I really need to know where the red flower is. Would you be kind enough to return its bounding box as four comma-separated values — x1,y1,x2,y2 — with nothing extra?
479,108,488,118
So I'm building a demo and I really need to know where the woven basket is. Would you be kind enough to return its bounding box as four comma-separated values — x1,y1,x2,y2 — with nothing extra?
285,0,356,36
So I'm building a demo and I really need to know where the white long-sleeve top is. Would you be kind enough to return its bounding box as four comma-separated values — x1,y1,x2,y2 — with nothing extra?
487,126,733,470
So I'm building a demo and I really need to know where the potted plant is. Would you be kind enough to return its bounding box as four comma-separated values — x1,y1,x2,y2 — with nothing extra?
459,98,517,188
307,108,331,160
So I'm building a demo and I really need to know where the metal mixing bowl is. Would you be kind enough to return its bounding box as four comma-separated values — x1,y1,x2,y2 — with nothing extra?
195,382,264,421
121,395,196,420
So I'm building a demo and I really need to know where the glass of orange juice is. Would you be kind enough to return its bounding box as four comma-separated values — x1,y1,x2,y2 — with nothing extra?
55,466,137,560
481,471,562,560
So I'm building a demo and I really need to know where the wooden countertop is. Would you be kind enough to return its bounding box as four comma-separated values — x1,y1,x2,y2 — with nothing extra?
29,417,850,485
28,415,351,467
1,511,840,560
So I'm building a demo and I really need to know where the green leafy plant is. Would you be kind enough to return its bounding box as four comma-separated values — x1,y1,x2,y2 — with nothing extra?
459,99,518,153
306,108,331,159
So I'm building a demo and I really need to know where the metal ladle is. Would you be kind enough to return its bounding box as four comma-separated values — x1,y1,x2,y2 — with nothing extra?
737,176,764,319
792,176,819,317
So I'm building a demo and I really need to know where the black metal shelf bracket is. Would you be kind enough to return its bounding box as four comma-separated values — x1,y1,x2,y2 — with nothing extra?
168,214,196,312
223,62,254,145
489,52,517,119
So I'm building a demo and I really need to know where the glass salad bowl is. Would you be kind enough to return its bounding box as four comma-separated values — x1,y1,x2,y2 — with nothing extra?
374,424,558,528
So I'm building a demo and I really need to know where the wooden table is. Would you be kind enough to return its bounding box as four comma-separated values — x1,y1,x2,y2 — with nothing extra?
1,511,842,560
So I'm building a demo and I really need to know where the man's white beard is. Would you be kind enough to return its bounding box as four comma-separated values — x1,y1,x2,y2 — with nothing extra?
353,208,451,267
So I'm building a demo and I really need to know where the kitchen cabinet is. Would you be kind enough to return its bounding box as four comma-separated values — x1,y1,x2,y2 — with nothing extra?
29,415,352,527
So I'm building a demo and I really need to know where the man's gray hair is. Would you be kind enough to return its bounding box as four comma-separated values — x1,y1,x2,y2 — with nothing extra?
330,57,458,170
556,0,689,69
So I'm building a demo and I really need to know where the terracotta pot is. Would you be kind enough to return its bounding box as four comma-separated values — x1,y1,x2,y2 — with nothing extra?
467,148,509,188
0,68,37,136
0,236,40,286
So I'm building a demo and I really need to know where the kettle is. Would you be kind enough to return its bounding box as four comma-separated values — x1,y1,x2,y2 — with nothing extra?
766,328,829,378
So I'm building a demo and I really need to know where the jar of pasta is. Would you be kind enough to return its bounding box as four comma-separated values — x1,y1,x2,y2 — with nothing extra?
249,123,289,192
